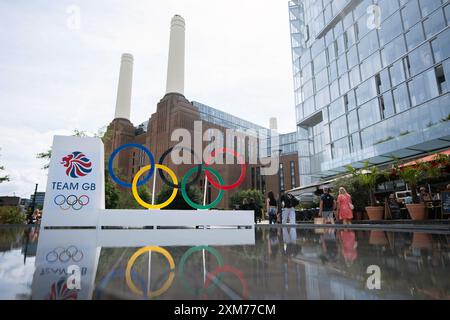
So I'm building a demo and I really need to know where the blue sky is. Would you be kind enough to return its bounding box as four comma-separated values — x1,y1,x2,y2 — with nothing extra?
0,0,295,197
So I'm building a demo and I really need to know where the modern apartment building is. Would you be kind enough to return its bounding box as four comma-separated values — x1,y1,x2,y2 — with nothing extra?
289,0,450,186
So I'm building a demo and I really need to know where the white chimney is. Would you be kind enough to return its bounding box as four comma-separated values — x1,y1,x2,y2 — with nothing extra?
269,117,278,130
114,53,133,120
166,15,185,95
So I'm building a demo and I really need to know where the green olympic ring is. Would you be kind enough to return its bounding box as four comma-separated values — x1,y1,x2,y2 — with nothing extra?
178,246,224,296
181,167,224,210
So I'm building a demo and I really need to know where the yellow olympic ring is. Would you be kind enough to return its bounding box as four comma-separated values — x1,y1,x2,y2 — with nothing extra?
131,164,178,209
125,246,175,299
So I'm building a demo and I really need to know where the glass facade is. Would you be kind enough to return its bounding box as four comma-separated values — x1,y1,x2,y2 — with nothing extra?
290,0,450,185
193,101,298,157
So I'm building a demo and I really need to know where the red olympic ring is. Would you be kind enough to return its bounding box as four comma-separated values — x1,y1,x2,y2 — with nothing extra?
204,148,246,191
202,264,249,300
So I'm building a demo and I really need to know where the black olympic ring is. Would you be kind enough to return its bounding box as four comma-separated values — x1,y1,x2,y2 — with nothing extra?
54,194,90,211
45,246,84,263
158,146,203,189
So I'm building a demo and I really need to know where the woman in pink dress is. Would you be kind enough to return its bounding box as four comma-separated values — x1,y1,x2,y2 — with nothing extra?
337,187,353,225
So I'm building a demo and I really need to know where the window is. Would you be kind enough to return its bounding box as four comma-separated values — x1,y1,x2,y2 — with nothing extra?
423,9,446,39
349,133,361,153
340,73,350,94
361,52,382,81
315,68,329,90
347,109,359,133
330,115,348,141
381,35,406,66
379,12,402,46
401,0,421,30
347,45,359,69
405,23,425,51
408,42,434,76
329,61,338,81
356,78,377,105
349,66,361,88
393,83,410,112
331,137,349,159
419,0,442,17
329,98,346,121
358,98,380,128
436,64,448,94
337,53,348,76
380,91,396,119
316,87,330,109
408,69,440,106
346,25,357,48
431,28,450,62
279,163,285,191
390,59,406,86
290,161,296,188
358,30,379,61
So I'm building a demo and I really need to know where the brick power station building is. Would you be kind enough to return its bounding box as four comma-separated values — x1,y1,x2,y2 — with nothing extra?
104,15,299,208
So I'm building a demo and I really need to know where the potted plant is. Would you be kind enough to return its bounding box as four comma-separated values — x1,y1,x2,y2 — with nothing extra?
347,161,384,220
393,160,428,220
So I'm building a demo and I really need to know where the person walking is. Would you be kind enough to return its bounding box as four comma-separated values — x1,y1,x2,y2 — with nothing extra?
319,187,336,224
266,191,278,225
336,187,353,225
280,190,298,224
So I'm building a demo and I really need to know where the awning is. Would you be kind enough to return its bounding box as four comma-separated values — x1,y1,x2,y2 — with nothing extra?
401,150,450,167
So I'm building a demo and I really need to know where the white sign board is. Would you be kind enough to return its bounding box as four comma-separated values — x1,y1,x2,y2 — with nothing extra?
41,136,105,228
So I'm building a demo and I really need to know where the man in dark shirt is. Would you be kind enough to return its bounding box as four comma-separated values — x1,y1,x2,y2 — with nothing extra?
319,187,336,224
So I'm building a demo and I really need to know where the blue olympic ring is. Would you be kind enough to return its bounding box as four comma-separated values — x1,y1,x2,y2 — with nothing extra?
108,143,155,188
94,268,147,300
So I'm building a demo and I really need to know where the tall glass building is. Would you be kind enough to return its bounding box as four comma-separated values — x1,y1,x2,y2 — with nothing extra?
289,0,450,185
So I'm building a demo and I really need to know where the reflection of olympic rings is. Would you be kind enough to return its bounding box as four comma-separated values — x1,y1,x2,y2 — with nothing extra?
158,146,202,189
125,246,175,299
53,194,89,211
46,246,84,263
95,268,147,300
132,164,178,209
205,148,246,191
202,265,249,300
181,167,224,210
108,143,155,188
178,246,224,296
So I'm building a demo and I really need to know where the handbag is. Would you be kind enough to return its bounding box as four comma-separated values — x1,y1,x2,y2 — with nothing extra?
349,203,354,210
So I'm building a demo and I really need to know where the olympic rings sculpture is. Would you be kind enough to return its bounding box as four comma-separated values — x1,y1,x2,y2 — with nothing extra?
108,144,247,210
124,246,248,299
54,194,89,211
46,246,84,263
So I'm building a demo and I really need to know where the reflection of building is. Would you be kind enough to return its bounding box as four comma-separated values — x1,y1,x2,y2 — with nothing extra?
105,15,299,208
289,0,450,187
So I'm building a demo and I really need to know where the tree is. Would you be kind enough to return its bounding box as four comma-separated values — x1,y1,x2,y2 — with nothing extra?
229,189,264,209
117,185,152,209
346,161,379,207
0,149,9,183
0,206,26,224
156,184,202,210
37,129,89,169
331,175,369,212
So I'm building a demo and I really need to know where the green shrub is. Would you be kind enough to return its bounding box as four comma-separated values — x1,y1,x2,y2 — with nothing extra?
0,206,26,224
229,189,264,209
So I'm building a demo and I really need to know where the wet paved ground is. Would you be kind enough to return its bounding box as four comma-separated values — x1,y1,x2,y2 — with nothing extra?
0,225,449,300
